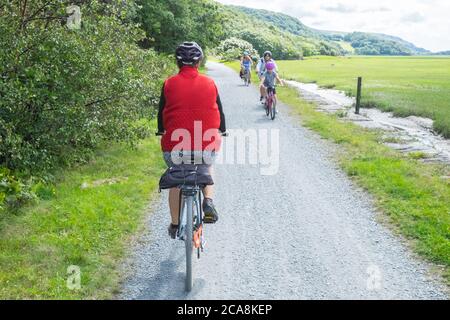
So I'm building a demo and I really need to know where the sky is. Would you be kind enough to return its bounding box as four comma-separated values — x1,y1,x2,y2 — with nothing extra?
216,0,450,52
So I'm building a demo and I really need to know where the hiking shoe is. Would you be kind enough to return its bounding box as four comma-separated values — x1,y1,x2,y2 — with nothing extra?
203,198,219,224
168,223,178,239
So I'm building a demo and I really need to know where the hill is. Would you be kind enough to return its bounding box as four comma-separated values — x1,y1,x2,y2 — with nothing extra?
435,50,450,55
230,5,430,56
219,5,345,58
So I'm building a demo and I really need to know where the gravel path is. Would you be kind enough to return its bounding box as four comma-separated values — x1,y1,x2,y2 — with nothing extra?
118,62,447,300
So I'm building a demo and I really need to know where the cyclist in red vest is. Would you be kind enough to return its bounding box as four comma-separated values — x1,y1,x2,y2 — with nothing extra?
157,42,226,239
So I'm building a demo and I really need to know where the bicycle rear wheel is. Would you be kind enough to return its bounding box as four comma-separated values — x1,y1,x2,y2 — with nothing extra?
185,196,194,292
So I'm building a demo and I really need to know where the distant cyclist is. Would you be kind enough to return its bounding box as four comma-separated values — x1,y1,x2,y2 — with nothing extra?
257,51,278,102
239,51,253,82
157,42,226,239
260,61,284,102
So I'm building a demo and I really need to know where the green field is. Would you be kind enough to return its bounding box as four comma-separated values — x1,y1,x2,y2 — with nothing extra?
277,56,450,138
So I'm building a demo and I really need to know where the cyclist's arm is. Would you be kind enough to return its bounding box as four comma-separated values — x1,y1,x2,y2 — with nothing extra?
260,76,266,85
217,94,226,133
275,73,284,86
157,83,166,134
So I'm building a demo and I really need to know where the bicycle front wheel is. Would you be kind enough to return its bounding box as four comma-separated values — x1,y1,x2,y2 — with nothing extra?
185,196,194,292
271,97,277,120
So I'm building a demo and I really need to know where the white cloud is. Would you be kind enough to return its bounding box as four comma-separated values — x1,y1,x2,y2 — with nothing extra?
217,0,450,52
401,12,426,23
321,3,358,14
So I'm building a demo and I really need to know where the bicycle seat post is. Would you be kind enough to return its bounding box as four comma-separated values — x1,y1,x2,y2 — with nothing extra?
181,185,200,197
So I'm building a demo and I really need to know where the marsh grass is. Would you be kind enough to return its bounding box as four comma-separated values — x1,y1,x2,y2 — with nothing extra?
277,56,450,138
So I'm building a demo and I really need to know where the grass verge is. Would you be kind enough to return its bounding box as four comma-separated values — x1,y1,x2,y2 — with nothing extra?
0,127,165,299
226,60,450,284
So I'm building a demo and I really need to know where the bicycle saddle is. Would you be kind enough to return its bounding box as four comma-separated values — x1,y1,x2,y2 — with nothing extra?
159,164,214,190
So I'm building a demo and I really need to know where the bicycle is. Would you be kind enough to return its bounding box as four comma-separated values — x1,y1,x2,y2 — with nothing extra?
242,67,251,86
156,132,227,292
264,86,277,120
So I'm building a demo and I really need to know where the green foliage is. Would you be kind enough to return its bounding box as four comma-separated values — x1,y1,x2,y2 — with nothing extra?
229,6,430,57
31,181,56,201
237,31,303,60
216,37,258,61
344,32,415,56
221,5,344,59
230,5,316,38
137,0,225,53
0,133,166,299
0,168,34,212
0,0,175,174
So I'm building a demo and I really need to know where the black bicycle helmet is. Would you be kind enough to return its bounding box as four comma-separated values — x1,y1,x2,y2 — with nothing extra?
264,51,273,58
175,42,204,66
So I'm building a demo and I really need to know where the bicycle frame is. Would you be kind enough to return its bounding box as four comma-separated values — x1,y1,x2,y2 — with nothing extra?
178,186,202,240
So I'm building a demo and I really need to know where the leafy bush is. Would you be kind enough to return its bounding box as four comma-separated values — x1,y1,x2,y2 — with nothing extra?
216,38,259,61
0,168,34,211
0,0,176,174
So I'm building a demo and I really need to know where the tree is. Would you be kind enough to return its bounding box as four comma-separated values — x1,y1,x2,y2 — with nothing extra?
137,0,225,53
0,0,175,173
216,38,258,61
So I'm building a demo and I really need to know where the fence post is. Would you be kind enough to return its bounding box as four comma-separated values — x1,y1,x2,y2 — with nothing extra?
355,77,362,114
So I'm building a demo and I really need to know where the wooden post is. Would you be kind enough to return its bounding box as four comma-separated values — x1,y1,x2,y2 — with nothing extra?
355,77,362,114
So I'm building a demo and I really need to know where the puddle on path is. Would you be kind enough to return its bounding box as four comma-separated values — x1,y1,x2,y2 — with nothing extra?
286,80,450,164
